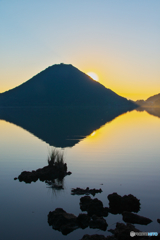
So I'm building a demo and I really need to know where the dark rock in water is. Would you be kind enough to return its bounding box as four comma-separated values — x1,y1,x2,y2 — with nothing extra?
77,213,90,229
87,200,108,217
18,170,39,183
80,234,113,240
157,219,160,224
80,196,92,211
60,222,78,235
80,196,109,217
122,211,152,225
109,222,160,240
121,194,140,212
108,192,140,214
48,208,78,235
89,215,108,231
17,164,70,183
14,177,18,180
113,222,141,240
71,187,102,196
48,207,108,235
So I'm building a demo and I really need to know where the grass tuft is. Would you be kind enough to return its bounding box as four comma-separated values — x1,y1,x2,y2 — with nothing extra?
47,148,64,167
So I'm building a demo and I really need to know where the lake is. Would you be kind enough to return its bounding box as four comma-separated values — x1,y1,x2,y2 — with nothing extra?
0,109,160,239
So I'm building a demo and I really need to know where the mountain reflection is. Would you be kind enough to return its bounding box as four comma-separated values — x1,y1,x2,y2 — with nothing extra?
0,106,134,147
136,106,160,119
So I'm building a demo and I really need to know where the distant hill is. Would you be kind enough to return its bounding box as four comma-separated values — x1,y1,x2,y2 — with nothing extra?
136,93,160,119
136,93,160,108
0,63,136,109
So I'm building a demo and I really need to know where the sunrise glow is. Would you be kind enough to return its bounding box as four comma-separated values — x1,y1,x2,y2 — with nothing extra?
91,131,96,136
87,72,99,82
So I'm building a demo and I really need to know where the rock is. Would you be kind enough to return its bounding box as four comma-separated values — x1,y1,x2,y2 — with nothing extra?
80,196,92,211
80,196,109,217
18,170,39,183
60,222,78,235
80,234,114,240
14,177,18,180
77,213,90,229
89,215,108,231
71,187,102,196
114,222,141,240
122,211,152,225
109,222,160,240
48,208,78,235
87,198,104,216
17,163,70,183
157,219,160,224
48,207,108,234
108,192,140,214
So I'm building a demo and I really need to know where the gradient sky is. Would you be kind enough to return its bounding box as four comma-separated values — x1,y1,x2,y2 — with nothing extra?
0,0,159,100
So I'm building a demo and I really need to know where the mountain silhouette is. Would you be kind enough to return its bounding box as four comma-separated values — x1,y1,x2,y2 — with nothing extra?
0,63,137,147
0,63,136,108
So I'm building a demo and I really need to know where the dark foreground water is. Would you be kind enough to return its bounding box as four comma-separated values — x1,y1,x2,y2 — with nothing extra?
0,110,160,239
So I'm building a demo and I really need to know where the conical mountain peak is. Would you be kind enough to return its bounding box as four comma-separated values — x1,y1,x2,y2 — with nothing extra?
0,63,136,108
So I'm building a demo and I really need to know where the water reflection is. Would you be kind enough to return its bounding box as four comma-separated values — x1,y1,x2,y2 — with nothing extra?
46,178,64,190
137,106,160,119
45,178,64,197
0,106,134,147
1,109,160,240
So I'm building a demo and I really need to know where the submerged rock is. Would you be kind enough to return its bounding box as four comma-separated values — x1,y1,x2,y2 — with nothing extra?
113,222,141,240
48,208,78,235
122,211,152,225
48,207,108,235
80,196,92,211
108,192,140,214
108,222,160,240
80,234,111,240
80,196,109,217
71,187,102,196
77,213,90,229
89,215,108,231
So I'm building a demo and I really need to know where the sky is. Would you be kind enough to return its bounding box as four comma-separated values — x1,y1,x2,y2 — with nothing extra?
0,0,160,100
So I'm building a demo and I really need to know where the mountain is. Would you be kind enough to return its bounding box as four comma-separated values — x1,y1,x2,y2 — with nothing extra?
136,93,160,108
0,63,136,108
0,63,138,147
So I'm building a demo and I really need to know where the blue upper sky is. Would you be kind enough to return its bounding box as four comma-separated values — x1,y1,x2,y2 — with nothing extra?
0,0,159,100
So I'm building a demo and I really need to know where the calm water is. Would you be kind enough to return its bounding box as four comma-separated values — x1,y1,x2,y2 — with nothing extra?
0,109,160,239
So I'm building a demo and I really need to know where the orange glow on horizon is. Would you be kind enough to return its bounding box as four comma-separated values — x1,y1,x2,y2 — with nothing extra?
73,109,160,158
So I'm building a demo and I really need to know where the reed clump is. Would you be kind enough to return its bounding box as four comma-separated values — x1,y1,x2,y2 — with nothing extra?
47,148,64,168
